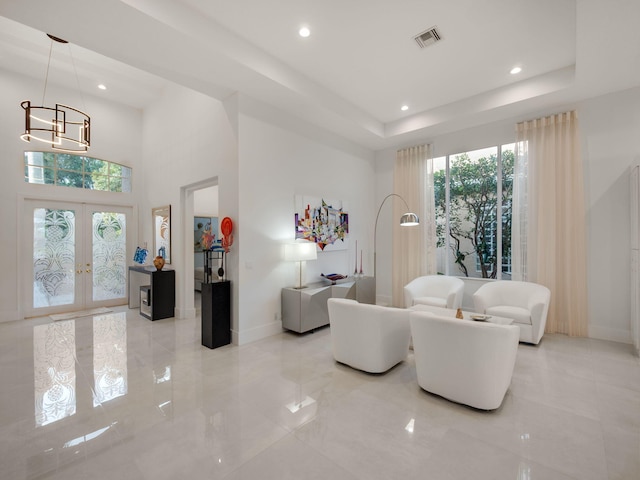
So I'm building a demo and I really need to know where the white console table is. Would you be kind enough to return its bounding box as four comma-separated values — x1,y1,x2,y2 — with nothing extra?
281,277,374,333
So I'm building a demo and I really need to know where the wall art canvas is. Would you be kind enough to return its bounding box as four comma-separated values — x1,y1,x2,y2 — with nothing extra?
294,196,349,251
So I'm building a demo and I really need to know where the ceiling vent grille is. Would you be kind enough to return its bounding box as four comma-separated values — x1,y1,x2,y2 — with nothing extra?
414,26,442,48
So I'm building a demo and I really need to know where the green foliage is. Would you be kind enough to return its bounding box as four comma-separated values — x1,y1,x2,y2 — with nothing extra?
24,152,130,192
434,150,514,277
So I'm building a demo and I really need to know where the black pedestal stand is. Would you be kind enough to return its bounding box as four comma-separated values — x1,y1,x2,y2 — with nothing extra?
201,281,231,349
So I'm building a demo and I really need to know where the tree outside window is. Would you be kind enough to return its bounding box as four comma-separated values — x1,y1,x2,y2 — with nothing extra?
434,145,514,279
24,152,132,193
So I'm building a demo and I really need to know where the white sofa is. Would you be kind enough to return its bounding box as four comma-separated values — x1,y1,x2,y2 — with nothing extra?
327,298,411,373
410,310,520,410
403,275,464,309
473,280,551,344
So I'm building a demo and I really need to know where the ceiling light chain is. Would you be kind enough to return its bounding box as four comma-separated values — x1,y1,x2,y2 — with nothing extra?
67,40,89,115
41,39,55,105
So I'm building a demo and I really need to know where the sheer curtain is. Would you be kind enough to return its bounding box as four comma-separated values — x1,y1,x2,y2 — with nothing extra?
513,111,588,336
392,144,437,307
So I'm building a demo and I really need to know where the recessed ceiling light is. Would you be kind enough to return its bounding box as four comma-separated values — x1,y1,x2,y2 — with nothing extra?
510,67,522,75
98,84,107,90
299,26,310,38
401,105,409,111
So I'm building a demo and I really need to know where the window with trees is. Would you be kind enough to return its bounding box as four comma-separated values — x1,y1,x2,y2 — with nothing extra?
434,144,514,279
24,152,132,193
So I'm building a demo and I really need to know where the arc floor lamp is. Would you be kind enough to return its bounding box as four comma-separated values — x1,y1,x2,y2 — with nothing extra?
373,193,420,301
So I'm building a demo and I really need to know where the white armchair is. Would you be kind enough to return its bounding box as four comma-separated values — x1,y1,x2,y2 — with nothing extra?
410,310,520,410
403,275,464,309
327,298,411,373
473,280,551,344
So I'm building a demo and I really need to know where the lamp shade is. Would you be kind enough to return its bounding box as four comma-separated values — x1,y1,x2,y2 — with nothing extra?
400,212,420,226
284,242,317,262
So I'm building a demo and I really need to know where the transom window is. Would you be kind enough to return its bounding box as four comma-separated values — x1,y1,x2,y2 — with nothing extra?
24,152,132,193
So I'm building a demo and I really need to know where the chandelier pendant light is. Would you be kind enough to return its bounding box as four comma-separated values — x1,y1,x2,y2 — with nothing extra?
20,34,90,152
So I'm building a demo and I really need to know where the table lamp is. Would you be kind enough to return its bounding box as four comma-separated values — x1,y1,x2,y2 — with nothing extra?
285,242,318,289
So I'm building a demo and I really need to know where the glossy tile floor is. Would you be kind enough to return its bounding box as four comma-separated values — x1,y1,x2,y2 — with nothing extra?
1,306,639,480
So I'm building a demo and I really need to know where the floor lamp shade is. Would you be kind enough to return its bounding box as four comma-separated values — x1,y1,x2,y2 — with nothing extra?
285,242,318,288
400,212,419,226
373,194,420,299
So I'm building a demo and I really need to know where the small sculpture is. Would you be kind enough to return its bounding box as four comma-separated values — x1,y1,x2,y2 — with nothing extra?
220,217,234,253
321,273,347,285
456,308,464,319
200,224,215,250
133,246,148,265
153,255,165,271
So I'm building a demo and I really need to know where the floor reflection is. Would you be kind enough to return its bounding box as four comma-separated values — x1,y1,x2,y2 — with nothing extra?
33,320,76,427
33,312,129,424
93,313,127,406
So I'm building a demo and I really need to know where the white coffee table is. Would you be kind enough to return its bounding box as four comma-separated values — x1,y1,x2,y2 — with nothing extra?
409,304,514,325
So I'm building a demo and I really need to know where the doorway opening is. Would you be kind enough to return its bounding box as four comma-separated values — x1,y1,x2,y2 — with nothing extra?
193,186,219,311
179,177,218,318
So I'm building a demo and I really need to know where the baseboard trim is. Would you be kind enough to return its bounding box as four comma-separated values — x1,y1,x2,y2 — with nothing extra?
176,307,197,319
234,320,283,345
588,325,632,344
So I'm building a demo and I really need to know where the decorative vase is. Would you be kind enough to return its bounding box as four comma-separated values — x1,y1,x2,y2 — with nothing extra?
153,255,165,271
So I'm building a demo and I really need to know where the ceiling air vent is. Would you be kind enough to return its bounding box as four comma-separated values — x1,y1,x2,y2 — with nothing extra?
414,26,442,48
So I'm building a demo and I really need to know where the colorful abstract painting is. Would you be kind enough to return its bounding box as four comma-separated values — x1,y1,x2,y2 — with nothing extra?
194,217,218,252
294,196,349,251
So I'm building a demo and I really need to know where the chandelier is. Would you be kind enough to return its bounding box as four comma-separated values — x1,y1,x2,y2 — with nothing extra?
20,34,90,152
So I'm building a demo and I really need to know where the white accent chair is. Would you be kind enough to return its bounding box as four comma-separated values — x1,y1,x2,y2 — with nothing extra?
473,280,551,345
403,275,464,309
410,311,520,410
327,298,411,373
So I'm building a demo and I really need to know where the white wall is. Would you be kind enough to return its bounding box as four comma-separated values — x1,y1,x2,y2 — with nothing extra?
581,87,640,342
374,86,640,343
236,97,375,344
0,68,143,322
194,186,218,217
141,84,238,321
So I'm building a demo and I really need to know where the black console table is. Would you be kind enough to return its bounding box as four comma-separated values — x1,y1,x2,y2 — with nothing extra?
128,266,175,320
201,280,231,349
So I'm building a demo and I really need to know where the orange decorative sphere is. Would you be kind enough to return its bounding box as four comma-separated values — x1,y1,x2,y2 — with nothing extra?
153,256,165,271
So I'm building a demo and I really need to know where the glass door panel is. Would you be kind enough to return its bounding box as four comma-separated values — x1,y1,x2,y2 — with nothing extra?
33,207,78,308
91,211,127,302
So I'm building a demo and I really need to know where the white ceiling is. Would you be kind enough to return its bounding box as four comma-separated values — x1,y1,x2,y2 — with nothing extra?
1,0,639,150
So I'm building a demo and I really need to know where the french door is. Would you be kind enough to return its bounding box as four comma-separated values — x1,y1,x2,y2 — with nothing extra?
24,200,133,317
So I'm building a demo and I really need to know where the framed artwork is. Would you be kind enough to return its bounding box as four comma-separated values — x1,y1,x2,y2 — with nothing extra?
294,195,349,251
152,205,171,263
194,216,218,252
